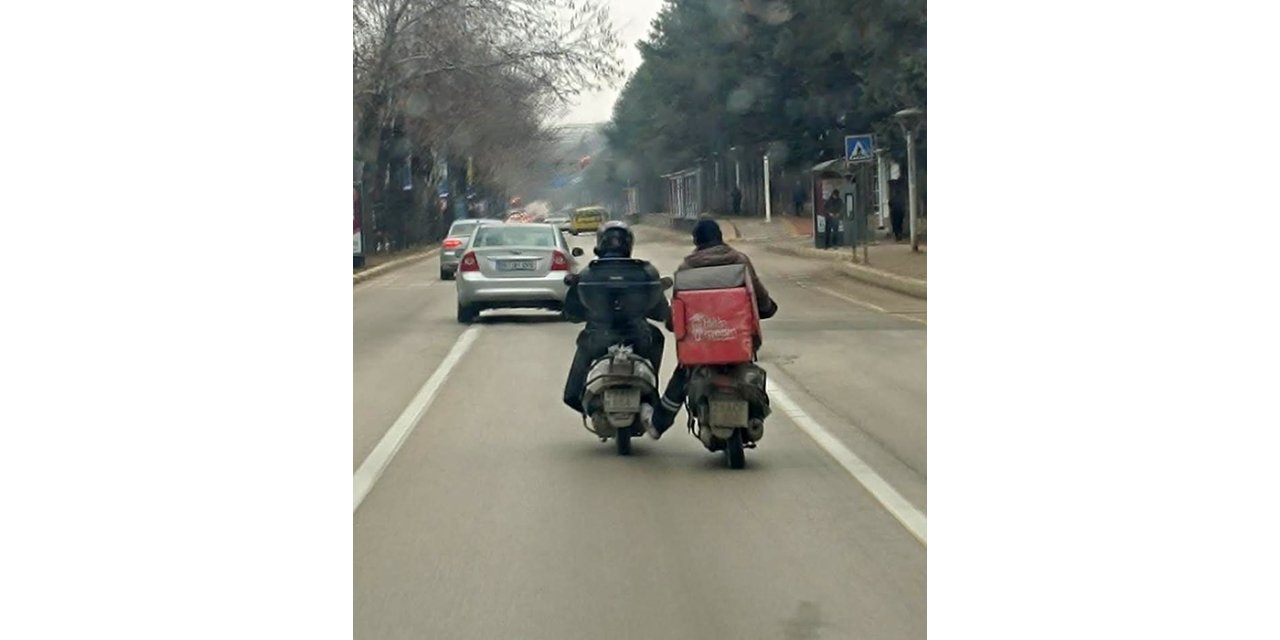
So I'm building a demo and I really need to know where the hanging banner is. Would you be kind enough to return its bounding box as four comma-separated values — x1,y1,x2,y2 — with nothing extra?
353,186,363,256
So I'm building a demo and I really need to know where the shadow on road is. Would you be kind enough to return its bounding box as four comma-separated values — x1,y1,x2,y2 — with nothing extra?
781,600,827,640
475,311,566,325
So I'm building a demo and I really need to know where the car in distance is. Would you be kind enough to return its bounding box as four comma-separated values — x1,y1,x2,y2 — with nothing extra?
440,219,499,280
568,206,607,235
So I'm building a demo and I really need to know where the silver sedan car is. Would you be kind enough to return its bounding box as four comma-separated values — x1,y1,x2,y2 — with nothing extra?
455,223,584,323
439,218,500,280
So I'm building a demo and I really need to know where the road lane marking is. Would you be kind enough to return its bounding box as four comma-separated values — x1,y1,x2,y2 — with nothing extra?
354,326,482,511
807,284,927,325
767,380,927,546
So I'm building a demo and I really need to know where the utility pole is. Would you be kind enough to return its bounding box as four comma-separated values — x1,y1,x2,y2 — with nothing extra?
894,108,925,252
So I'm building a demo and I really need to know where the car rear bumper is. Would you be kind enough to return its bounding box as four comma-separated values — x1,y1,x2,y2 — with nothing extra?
440,250,463,268
456,271,569,306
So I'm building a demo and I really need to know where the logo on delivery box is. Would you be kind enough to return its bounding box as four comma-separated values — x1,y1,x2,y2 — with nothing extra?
688,313,738,342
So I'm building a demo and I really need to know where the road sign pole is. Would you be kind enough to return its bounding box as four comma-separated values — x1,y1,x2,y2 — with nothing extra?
849,178,857,263
861,163,870,265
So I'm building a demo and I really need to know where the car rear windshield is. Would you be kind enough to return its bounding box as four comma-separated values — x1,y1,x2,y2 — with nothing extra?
448,221,479,237
473,226,556,248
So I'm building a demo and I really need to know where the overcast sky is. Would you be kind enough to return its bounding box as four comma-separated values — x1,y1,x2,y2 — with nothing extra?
557,0,666,126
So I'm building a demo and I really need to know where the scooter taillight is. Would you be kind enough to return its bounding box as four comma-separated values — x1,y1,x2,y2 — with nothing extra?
711,375,737,390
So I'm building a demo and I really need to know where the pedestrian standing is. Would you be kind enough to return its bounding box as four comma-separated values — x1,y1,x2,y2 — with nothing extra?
824,189,844,249
889,180,906,242
792,182,806,216
731,186,743,215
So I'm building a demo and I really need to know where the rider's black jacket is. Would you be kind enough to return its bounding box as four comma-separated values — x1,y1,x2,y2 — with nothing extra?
563,257,670,330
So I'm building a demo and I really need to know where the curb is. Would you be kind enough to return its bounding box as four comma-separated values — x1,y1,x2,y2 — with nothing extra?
719,220,741,240
353,247,441,285
763,243,927,299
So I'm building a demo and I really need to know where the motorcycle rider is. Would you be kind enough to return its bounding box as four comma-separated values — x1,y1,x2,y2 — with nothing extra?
648,218,778,439
562,222,670,424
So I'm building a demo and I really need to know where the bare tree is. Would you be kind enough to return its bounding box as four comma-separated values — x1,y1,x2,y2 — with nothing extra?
354,0,621,165
354,0,621,246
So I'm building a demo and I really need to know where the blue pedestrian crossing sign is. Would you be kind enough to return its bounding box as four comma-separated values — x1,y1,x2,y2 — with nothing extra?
844,134,875,162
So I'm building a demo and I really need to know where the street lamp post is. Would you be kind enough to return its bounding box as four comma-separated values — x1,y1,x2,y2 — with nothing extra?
894,108,925,252
875,147,889,233
763,153,772,223
731,146,741,189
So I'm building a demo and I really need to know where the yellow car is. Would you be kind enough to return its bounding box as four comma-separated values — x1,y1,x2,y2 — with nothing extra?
569,207,606,235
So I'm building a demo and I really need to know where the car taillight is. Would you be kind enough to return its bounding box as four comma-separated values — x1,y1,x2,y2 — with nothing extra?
443,238,462,249
550,250,569,271
459,252,479,272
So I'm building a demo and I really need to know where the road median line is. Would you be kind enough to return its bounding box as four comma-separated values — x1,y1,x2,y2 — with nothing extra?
354,326,481,511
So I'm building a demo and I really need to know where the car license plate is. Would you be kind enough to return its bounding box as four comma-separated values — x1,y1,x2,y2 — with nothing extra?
604,388,641,413
499,260,536,271
709,399,749,427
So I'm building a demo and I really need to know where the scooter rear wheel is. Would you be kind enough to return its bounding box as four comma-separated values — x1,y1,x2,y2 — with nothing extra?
616,427,632,455
725,429,745,469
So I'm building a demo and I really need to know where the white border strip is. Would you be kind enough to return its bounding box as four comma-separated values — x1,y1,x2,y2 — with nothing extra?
809,284,927,325
354,326,481,511
767,379,927,545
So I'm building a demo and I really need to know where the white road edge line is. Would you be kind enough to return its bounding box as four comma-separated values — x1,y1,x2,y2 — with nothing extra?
809,284,927,325
767,379,927,546
354,326,482,511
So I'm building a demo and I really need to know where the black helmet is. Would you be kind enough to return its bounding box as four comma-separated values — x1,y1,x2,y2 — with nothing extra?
594,221,634,257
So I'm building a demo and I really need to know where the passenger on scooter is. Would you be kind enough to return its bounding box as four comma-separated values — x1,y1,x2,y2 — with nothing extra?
648,218,778,438
562,222,670,421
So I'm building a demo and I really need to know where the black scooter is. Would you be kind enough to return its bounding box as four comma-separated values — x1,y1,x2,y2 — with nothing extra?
566,267,673,455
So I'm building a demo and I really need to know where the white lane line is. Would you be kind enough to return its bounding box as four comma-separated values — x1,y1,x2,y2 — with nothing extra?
354,326,482,511
808,284,927,325
767,379,927,546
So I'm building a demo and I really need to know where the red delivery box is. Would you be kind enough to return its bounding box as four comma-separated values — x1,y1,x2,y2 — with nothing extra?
671,263,761,366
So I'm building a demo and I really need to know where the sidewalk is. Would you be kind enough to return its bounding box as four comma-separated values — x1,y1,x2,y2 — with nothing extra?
723,215,926,290
636,213,926,300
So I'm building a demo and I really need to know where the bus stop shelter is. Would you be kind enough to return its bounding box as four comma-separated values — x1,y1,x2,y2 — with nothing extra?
810,158,877,251
809,159,852,249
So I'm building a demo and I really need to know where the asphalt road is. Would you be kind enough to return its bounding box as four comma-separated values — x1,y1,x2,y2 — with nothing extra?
353,227,927,639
